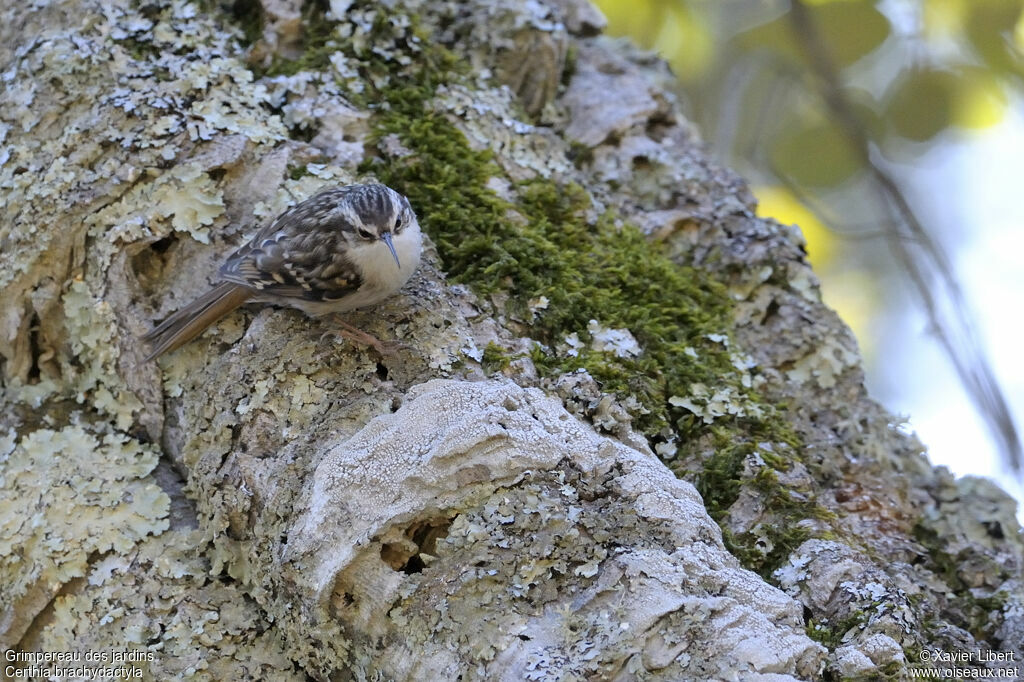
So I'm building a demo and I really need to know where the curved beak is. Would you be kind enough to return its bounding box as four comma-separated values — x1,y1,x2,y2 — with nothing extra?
381,232,401,268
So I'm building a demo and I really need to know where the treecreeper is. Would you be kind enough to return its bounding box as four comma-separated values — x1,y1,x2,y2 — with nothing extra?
142,183,423,360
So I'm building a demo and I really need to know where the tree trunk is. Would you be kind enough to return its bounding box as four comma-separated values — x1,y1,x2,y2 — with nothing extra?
1,0,1020,680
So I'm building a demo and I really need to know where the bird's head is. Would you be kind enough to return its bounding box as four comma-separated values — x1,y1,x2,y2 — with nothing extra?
340,183,419,269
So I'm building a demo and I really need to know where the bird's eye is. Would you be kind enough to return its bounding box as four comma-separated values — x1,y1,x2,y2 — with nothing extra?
357,228,374,240
393,217,402,231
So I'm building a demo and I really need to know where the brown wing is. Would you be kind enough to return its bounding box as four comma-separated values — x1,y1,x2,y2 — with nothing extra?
219,187,364,303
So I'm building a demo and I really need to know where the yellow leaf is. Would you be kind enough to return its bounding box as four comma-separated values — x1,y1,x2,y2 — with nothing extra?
953,71,1009,129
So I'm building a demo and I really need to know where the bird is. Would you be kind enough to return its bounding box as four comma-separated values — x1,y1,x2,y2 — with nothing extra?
141,183,423,361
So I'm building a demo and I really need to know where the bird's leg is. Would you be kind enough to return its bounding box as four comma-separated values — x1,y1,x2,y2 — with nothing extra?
322,315,403,357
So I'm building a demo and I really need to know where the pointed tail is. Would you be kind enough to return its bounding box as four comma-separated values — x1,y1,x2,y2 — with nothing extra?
142,283,252,361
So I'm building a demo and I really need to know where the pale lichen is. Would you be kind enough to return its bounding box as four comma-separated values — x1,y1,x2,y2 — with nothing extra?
0,424,169,646
21,530,303,681
784,334,860,390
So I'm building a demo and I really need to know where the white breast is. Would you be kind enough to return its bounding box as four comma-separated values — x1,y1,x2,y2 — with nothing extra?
300,223,423,315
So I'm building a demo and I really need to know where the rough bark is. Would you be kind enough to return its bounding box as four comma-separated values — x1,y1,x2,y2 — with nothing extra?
1,0,1021,680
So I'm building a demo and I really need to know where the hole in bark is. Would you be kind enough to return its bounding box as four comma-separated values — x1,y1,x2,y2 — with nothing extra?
380,516,453,575
400,555,426,574
983,520,1004,540
645,111,675,142
132,235,181,295
375,361,389,380
297,125,319,142
760,298,780,326
145,623,165,646
327,587,357,620
150,236,174,254
26,311,42,384
631,155,652,169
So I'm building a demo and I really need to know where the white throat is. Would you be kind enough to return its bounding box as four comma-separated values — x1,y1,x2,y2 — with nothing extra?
343,223,423,311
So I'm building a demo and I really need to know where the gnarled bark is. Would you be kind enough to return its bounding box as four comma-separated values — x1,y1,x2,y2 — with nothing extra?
1,0,1020,680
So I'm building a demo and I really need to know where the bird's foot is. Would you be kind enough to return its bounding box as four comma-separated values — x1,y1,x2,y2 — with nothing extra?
321,316,406,358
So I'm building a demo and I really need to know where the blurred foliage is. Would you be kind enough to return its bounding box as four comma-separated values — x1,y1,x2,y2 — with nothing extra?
591,0,1023,261
591,0,1023,351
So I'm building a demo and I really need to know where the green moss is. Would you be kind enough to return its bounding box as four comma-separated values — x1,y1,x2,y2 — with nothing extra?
286,161,328,181
229,0,265,47
257,3,742,438
694,429,755,517
809,613,911,680
481,342,513,372
361,50,835,574
805,611,867,649
912,521,1007,641
561,43,579,87
974,592,1008,614
566,141,595,168
722,521,812,581
288,164,310,180
807,614,907,681
912,522,967,591
688,419,833,579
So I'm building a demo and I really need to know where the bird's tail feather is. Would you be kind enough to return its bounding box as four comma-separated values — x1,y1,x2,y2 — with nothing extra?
142,283,251,361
